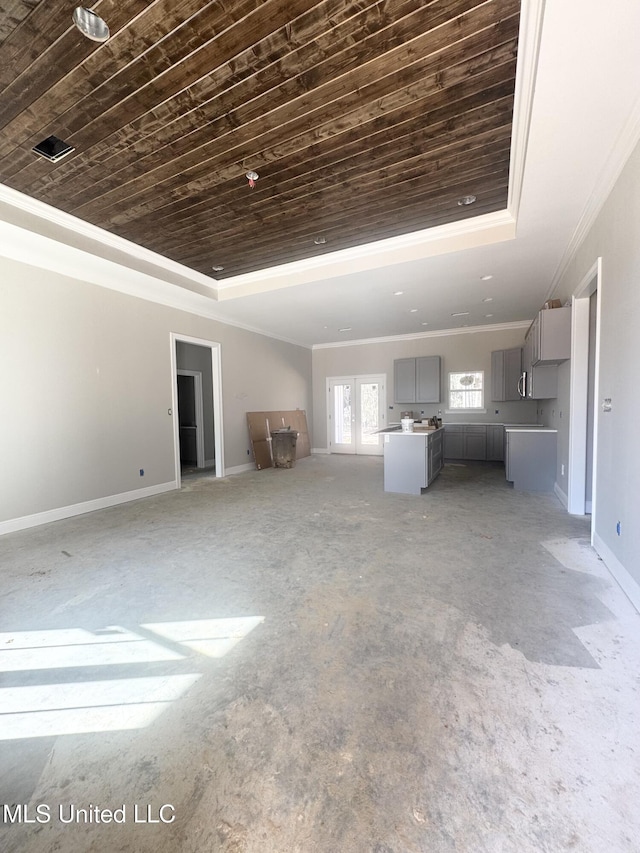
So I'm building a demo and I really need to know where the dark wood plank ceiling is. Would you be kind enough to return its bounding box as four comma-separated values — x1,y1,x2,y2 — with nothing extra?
0,0,520,279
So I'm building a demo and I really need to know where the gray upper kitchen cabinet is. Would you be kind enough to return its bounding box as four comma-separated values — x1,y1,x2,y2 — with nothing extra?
520,306,571,400
393,356,441,403
529,306,571,364
491,347,523,401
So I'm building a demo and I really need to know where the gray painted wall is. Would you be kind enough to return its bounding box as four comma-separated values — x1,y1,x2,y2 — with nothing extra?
0,258,312,524
551,136,640,584
312,325,539,448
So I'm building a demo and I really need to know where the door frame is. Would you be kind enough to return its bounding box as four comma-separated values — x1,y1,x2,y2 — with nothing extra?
326,374,386,455
177,369,205,468
170,333,224,486
567,257,601,539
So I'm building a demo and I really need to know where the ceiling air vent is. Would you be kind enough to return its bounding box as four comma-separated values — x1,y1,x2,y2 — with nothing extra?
32,136,75,163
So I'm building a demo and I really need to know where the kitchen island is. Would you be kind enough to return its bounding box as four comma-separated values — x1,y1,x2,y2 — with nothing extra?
381,426,444,494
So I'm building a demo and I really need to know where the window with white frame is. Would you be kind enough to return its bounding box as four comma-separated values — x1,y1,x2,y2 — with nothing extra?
448,371,484,410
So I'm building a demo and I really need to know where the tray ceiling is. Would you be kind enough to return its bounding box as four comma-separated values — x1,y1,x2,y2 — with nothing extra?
0,0,519,280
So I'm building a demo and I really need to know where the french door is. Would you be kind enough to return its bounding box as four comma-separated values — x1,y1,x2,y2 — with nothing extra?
327,375,386,455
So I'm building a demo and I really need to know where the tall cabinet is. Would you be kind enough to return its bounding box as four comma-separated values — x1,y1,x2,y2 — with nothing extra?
522,306,571,399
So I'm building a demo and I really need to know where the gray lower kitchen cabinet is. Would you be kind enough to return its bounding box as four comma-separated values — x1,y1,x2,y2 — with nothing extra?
505,429,557,491
443,424,464,459
427,428,443,485
444,424,487,460
491,347,523,401
393,356,441,403
382,429,444,494
464,426,487,460
486,424,504,461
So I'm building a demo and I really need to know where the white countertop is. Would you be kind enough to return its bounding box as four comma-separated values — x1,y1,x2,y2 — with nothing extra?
505,427,557,433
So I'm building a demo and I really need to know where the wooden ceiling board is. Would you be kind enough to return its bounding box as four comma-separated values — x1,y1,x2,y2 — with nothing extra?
121,73,516,251
122,74,515,245
0,0,520,278
148,133,513,266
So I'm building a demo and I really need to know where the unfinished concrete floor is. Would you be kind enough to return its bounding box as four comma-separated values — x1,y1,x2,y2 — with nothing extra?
1,456,639,853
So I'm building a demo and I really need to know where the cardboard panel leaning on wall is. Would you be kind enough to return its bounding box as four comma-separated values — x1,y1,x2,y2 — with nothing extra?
0,258,312,525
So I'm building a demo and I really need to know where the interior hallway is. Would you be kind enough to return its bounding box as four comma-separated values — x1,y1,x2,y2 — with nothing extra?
1,456,639,853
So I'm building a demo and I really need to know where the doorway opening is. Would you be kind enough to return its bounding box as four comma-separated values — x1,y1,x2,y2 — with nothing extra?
567,258,601,540
327,375,386,455
177,370,205,471
170,334,224,486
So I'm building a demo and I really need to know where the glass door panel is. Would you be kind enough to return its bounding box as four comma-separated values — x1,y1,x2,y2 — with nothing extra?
328,376,385,455
330,382,354,453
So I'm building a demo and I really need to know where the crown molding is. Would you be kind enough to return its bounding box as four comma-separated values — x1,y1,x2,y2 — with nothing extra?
546,91,640,300
508,0,546,221
312,320,530,350
0,182,221,293
215,209,516,300
0,218,310,349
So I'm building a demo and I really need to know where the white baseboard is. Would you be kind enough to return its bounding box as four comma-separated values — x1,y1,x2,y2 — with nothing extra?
312,447,330,454
0,481,177,537
593,532,640,613
554,482,568,509
224,462,255,476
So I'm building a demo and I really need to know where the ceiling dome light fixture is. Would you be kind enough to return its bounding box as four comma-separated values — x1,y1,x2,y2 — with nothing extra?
245,170,259,188
73,7,110,42
313,235,326,245
457,195,476,206
481,274,493,281
211,265,224,272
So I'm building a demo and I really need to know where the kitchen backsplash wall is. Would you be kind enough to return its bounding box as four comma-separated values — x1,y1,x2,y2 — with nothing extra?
312,324,540,448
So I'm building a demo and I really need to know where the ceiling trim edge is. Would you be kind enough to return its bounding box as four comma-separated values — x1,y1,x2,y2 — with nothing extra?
545,91,640,300
312,320,530,350
507,0,546,220
0,219,312,349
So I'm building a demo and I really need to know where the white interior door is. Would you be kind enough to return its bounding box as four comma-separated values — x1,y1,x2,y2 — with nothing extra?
327,375,386,455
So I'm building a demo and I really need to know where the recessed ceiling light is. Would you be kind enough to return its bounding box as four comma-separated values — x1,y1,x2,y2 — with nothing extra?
480,274,493,281
313,235,327,245
421,322,429,326
338,327,352,332
393,290,404,296
211,265,224,272
32,135,75,162
409,308,418,313
485,314,494,318
482,297,493,303
457,195,476,206
451,311,470,317
73,7,110,42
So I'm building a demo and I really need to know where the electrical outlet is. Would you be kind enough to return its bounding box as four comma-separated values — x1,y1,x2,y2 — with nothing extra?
561,463,565,476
